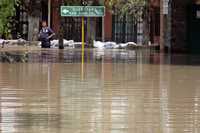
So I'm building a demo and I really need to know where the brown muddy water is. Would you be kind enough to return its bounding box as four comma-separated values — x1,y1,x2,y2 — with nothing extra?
0,48,200,133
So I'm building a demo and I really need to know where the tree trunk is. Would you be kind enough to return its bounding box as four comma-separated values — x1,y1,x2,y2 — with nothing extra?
28,16,40,41
27,0,42,41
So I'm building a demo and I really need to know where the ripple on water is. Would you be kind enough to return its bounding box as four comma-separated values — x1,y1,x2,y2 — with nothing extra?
0,49,200,132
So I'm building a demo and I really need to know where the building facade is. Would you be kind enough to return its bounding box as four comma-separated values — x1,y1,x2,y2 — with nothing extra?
11,0,200,53
51,0,145,43
13,0,145,44
150,0,200,53
169,0,200,53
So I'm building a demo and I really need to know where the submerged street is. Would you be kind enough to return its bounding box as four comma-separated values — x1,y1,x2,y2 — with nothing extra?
1,0,200,132
0,48,200,132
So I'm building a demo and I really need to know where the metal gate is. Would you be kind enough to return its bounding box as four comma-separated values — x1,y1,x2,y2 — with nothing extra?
63,17,82,41
112,14,137,43
63,17,102,42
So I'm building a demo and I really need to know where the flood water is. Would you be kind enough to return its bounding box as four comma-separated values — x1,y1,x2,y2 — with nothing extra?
0,48,200,133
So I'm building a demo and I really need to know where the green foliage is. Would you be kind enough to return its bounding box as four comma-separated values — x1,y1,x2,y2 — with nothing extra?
63,0,82,6
105,0,147,20
0,0,19,37
63,0,102,6
61,0,146,19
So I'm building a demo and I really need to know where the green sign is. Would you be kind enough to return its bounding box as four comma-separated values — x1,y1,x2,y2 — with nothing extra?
61,6,105,17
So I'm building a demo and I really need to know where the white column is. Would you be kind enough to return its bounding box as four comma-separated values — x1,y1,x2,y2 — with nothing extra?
48,0,51,26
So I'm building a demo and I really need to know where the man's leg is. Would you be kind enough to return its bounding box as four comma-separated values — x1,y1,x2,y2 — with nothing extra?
41,41,46,48
41,41,50,48
46,41,51,48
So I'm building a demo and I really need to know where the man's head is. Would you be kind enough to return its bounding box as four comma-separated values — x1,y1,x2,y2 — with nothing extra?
42,21,47,27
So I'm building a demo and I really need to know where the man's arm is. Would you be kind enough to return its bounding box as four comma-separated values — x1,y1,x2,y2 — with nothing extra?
38,30,42,39
47,28,55,39
47,33,55,39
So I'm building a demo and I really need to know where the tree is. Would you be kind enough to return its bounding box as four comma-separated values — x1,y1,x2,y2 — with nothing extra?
105,0,147,20
106,0,149,44
23,0,42,41
0,0,19,38
63,0,81,5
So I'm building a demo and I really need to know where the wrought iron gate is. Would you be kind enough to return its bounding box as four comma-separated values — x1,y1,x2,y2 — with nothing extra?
112,14,137,43
63,17,82,41
63,17,102,42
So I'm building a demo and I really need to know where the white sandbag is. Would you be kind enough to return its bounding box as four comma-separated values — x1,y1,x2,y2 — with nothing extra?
0,39,4,44
50,39,74,48
51,40,59,46
93,41,105,49
126,42,137,46
119,43,128,48
104,42,117,49
64,40,74,47
119,42,137,48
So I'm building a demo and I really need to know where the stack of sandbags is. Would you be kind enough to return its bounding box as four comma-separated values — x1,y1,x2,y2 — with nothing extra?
6,39,27,46
94,41,118,49
119,42,137,49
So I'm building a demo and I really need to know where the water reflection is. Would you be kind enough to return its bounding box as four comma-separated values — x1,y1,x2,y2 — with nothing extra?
0,49,200,132
0,49,152,64
1,48,200,65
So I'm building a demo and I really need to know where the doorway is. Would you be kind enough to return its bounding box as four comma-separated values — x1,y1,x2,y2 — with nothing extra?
188,4,200,54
